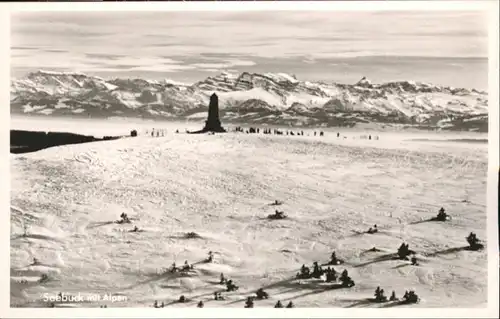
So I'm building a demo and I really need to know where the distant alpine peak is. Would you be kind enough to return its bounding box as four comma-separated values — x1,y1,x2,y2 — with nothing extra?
263,72,299,83
32,70,92,78
164,78,190,86
26,70,107,86
220,71,235,77
10,69,488,132
356,76,372,87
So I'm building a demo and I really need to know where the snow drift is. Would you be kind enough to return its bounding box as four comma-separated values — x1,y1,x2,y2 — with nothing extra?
10,121,488,308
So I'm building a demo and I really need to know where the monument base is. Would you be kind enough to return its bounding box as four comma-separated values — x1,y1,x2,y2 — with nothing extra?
202,120,226,133
188,122,226,134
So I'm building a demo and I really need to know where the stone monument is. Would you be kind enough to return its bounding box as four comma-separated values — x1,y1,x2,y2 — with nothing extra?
201,93,226,133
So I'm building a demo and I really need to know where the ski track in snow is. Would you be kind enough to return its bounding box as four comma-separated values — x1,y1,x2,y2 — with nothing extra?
10,121,487,308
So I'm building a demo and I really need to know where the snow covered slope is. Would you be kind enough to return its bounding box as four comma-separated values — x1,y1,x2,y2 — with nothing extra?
11,70,488,131
10,123,488,308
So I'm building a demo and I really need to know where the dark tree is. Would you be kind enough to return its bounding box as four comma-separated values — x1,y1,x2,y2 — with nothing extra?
466,232,484,250
402,290,419,304
390,290,397,301
255,288,269,300
244,297,254,308
374,286,387,302
397,243,412,260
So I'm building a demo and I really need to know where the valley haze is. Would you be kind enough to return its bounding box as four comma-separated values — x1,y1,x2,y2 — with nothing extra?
7,6,495,315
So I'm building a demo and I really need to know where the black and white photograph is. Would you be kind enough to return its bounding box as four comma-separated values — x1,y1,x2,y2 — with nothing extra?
3,0,499,316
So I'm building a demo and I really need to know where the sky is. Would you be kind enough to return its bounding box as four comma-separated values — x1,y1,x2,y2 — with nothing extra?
10,11,489,89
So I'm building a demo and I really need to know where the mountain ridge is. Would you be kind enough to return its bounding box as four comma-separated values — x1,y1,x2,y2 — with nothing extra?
10,70,488,132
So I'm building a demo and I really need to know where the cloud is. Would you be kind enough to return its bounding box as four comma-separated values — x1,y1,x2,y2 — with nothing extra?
90,56,183,67
192,63,230,69
191,59,256,69
11,50,194,74
11,11,487,61
197,68,222,73
85,53,125,60
303,57,317,64
93,65,197,73
330,63,350,67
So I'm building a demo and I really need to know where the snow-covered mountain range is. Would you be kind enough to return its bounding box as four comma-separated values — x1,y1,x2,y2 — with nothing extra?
10,70,489,131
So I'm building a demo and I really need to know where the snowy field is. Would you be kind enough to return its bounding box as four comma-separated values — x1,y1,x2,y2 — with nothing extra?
10,117,488,308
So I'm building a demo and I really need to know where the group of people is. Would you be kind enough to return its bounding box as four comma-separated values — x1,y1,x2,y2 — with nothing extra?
358,134,379,140
233,126,325,137
146,129,166,137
